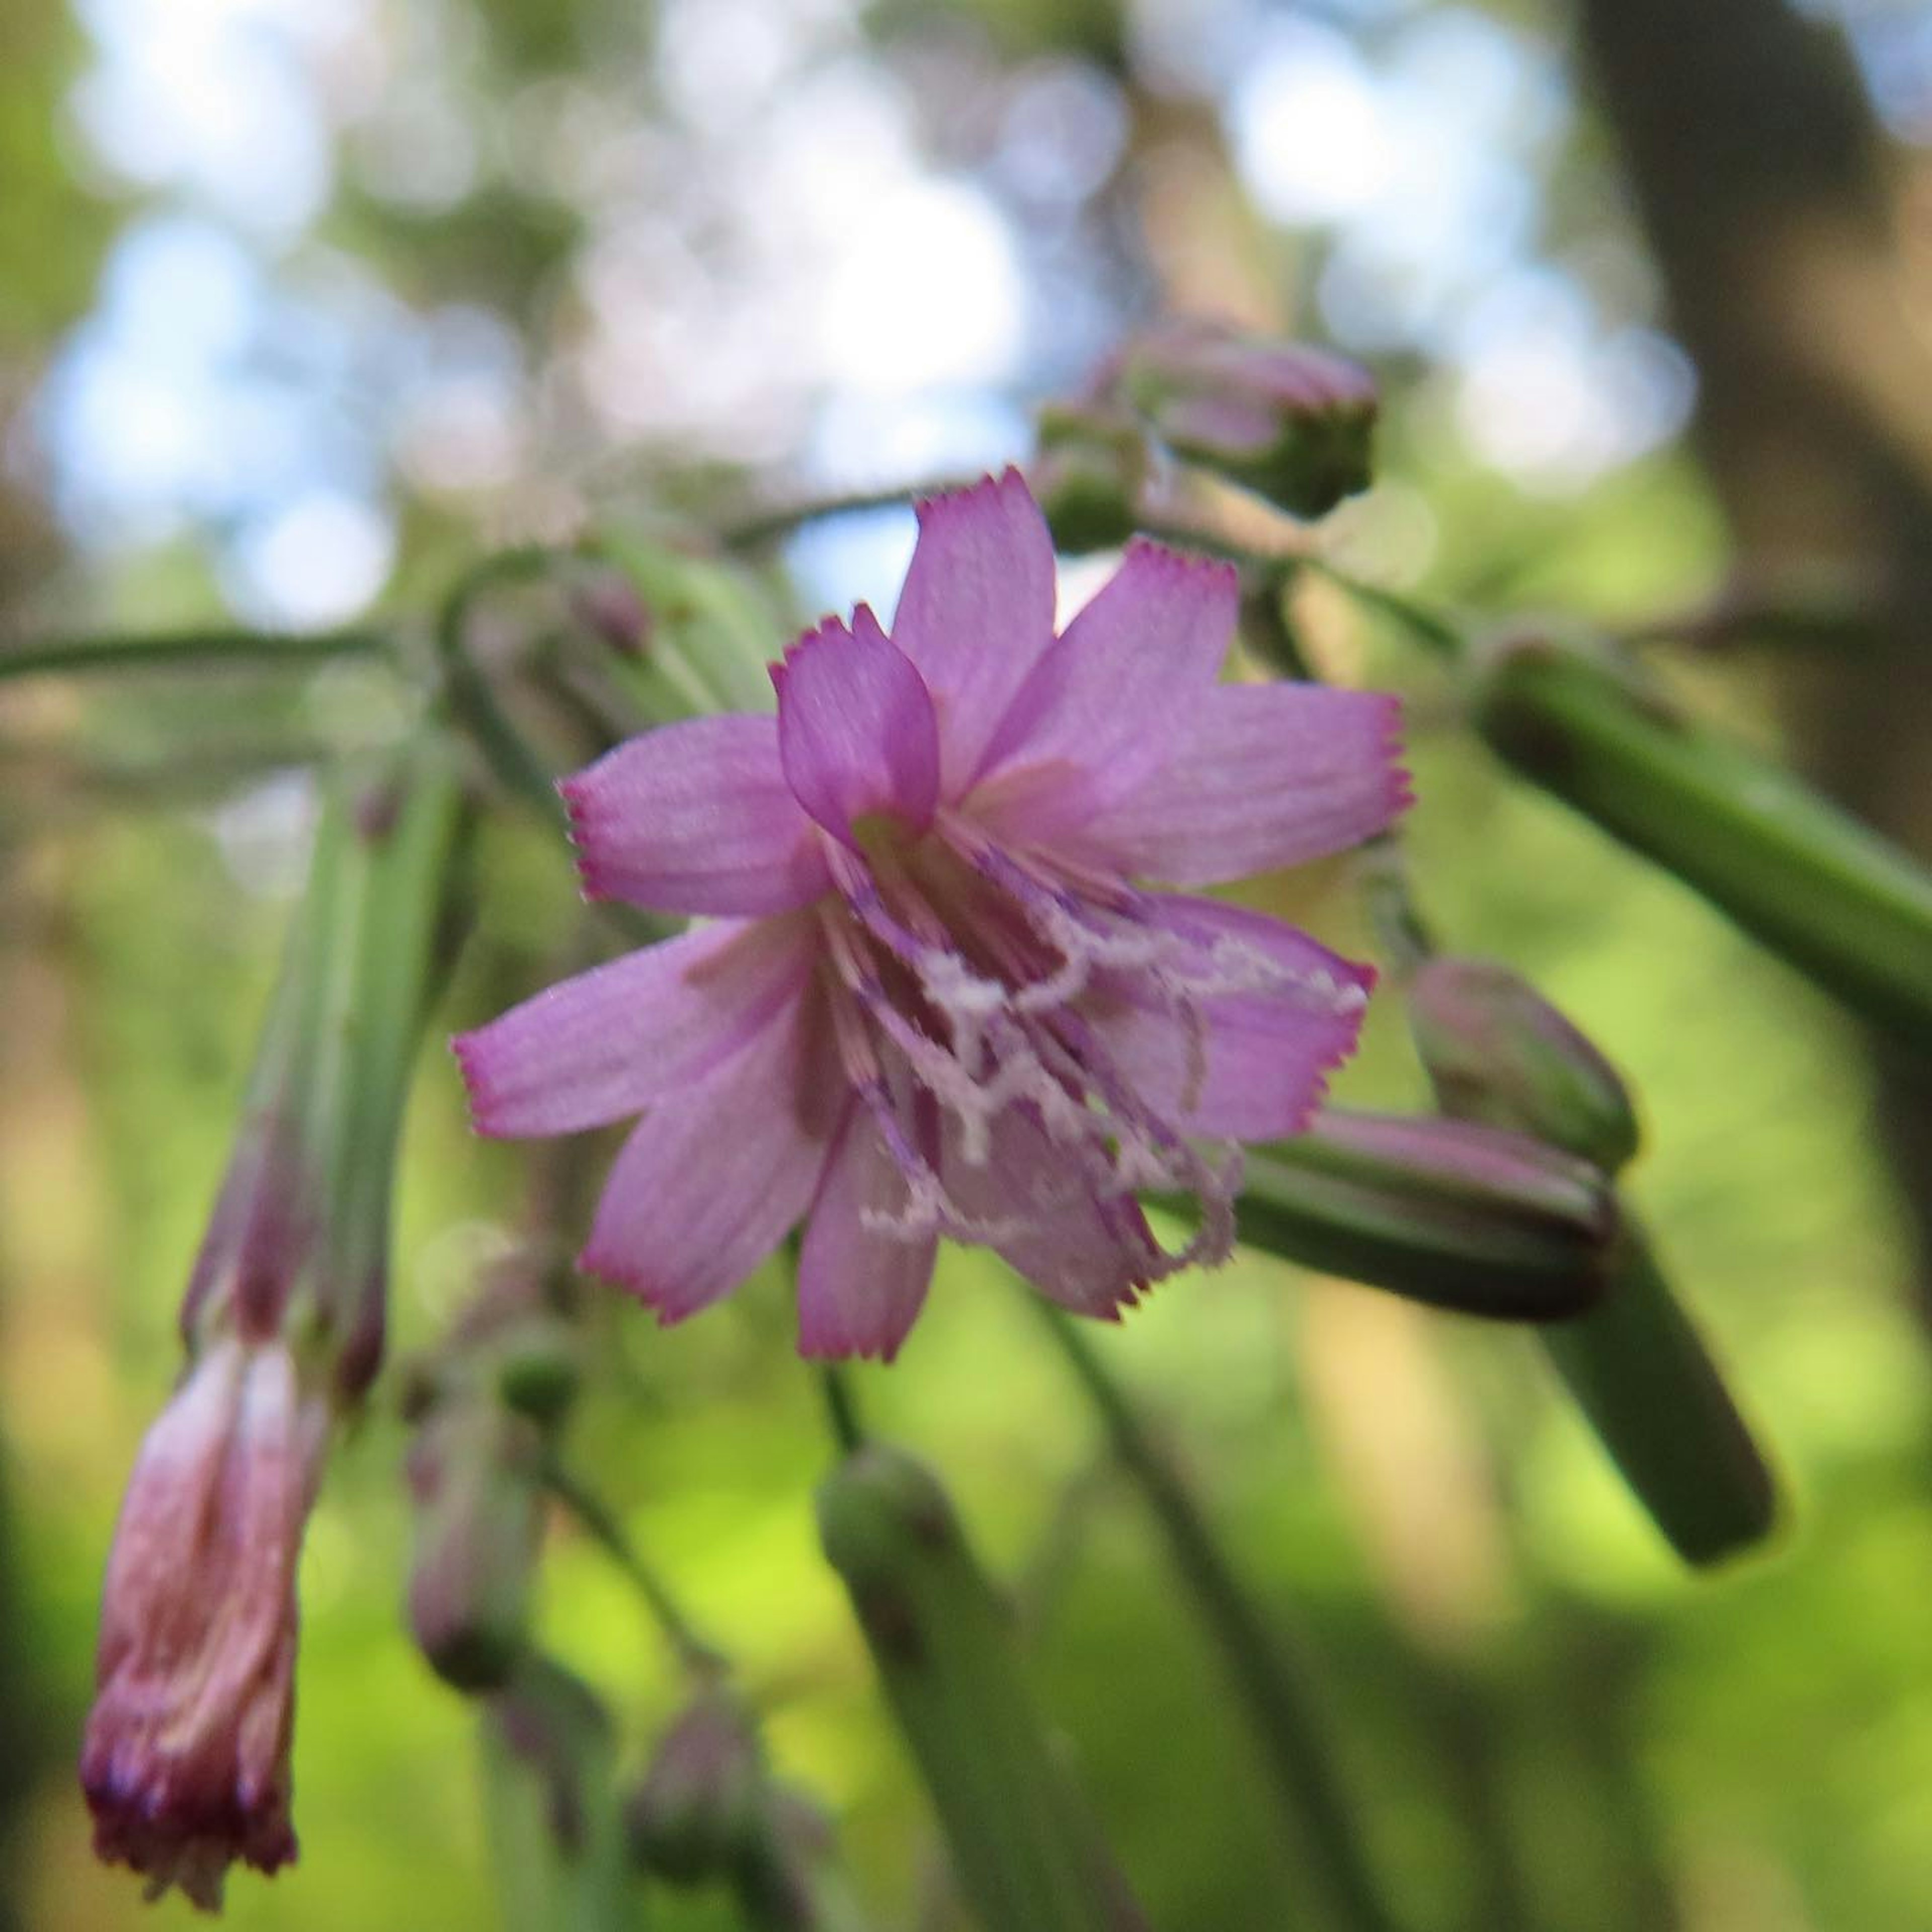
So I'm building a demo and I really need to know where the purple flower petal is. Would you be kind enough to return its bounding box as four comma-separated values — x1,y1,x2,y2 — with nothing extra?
796,1100,937,1361
889,469,1058,795
942,1105,1152,1317
773,607,940,849
971,537,1238,814
453,914,817,1139
1057,685,1411,886
1089,896,1373,1141
560,716,830,916
579,997,836,1324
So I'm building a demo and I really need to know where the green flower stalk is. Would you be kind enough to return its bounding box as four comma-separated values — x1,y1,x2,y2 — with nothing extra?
1472,636,1932,1048
1407,955,1777,1564
83,739,473,1909
818,1443,1151,1932
1231,1108,1620,1321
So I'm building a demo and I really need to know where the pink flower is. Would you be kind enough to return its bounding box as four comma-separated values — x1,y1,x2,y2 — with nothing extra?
82,1338,326,1911
454,471,1409,1360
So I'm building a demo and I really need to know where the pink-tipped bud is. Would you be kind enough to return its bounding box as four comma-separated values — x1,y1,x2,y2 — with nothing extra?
569,569,655,658
80,1339,327,1912
1120,318,1377,518
1409,957,1640,1173
626,1691,766,1884
406,1400,546,1692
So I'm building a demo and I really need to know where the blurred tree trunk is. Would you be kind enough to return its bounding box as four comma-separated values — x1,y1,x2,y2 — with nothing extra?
1574,0,1932,1315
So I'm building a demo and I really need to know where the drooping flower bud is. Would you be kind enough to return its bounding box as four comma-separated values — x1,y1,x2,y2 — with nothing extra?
83,741,472,1909
1028,401,1149,554
1118,319,1377,518
1232,1107,1620,1320
625,1689,765,1884
81,1339,327,1911
406,1399,547,1691
1408,957,1640,1173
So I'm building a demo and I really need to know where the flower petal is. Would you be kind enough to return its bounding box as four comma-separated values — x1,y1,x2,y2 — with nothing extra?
1088,896,1373,1142
942,1104,1153,1318
773,607,940,848
889,469,1058,794
579,996,836,1324
1059,684,1410,886
453,914,817,1139
972,537,1238,808
796,1100,938,1361
561,716,830,916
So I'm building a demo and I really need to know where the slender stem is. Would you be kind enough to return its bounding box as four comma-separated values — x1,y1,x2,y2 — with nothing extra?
0,624,390,681
820,1364,866,1455
543,1462,726,1677
1033,1304,1404,1932
722,480,964,552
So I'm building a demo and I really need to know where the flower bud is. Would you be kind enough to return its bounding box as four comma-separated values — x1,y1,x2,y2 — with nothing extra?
625,1691,765,1884
81,1339,327,1911
1473,635,1932,1049
406,1400,546,1691
1233,1108,1619,1320
1028,402,1149,554
819,1443,1151,1932
1118,319,1376,518
1409,957,1640,1172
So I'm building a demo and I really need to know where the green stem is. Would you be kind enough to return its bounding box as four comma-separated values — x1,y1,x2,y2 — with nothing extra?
543,1462,726,1677
1034,1306,1404,1932
820,1364,866,1455
0,625,389,681
722,481,963,551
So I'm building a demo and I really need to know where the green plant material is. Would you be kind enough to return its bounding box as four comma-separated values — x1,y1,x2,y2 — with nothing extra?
1408,956,1641,1173
1036,1306,1403,1932
1473,639,1932,1047
1031,402,1149,555
0,624,390,681
1544,1230,1779,1566
818,1443,1151,1932
588,533,784,718
1229,1110,1619,1321
479,1657,641,1932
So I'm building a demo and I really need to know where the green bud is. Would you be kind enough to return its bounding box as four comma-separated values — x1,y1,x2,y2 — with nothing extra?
818,1444,1151,1932
1029,403,1149,554
625,1691,765,1885
492,1314,582,1426
1232,1109,1619,1320
1409,957,1640,1172
1473,636,1932,1049
1546,1230,1779,1566
1119,319,1376,518
480,1657,638,1927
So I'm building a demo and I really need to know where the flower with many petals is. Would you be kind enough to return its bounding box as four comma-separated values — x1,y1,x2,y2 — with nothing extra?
82,1338,327,1910
454,471,1409,1359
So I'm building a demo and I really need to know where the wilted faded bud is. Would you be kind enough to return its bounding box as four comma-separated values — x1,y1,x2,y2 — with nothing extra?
406,1399,546,1691
1409,957,1640,1172
1118,319,1376,518
1028,402,1149,554
626,1691,765,1884
1234,1107,1620,1320
82,1339,328,1911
